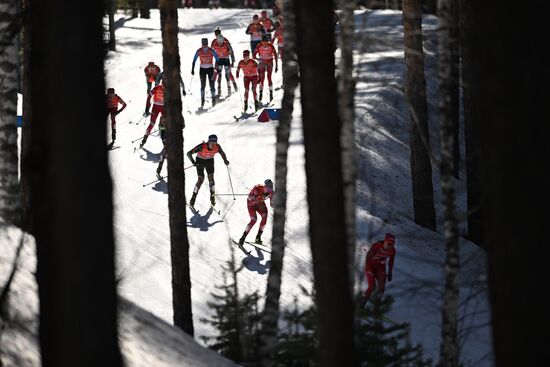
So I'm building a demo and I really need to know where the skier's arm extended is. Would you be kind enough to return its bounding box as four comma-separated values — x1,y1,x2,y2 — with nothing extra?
217,144,229,165
117,96,127,114
212,49,220,64
245,24,251,35
191,50,199,73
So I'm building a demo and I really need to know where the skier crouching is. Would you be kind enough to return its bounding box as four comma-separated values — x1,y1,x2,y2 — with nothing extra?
361,233,396,307
238,179,274,246
186,134,229,207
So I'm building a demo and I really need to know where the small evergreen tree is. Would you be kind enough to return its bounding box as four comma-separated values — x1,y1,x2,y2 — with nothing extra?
201,247,262,365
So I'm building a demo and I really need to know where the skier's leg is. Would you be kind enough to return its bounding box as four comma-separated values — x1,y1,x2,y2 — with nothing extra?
363,267,376,301
146,105,160,135
147,80,152,94
200,68,207,96
255,202,268,243
208,68,216,102
206,160,216,205
376,268,387,297
110,110,117,141
241,204,258,242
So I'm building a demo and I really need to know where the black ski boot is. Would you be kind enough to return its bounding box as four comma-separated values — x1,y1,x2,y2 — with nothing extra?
212,95,217,107
269,90,273,101
244,101,248,112
259,89,263,102
190,192,197,207
210,192,216,206
112,129,116,142
232,80,238,91
254,100,259,112
140,135,148,148
217,85,221,98
201,97,205,109
255,230,263,244
228,85,232,95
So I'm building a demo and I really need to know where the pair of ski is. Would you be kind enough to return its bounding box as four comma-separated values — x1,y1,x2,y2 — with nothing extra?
232,239,271,255
233,102,273,121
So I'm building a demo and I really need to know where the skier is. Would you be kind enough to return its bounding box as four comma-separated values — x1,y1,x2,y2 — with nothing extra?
361,233,396,307
272,16,285,61
140,81,164,148
237,179,274,246
156,115,167,178
144,61,162,94
253,33,278,102
236,50,260,112
191,38,220,109
259,10,275,38
245,14,266,57
105,88,127,142
211,28,238,97
186,134,230,207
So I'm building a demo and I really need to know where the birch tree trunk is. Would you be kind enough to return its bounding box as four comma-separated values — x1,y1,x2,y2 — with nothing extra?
338,0,357,291
30,0,122,364
437,0,459,365
0,0,20,224
403,0,436,231
295,0,357,365
159,0,194,336
259,0,299,364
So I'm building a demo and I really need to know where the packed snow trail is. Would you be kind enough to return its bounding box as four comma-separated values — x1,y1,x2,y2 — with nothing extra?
105,8,310,341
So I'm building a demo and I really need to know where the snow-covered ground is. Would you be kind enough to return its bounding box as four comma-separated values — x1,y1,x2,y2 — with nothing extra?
5,7,492,366
106,8,492,365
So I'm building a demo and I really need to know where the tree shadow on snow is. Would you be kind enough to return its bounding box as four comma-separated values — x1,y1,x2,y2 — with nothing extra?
187,207,223,231
241,248,271,275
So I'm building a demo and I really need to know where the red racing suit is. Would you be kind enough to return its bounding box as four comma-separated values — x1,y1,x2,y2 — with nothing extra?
106,93,126,130
363,241,396,300
253,41,278,91
244,184,274,235
236,58,259,102
145,84,164,135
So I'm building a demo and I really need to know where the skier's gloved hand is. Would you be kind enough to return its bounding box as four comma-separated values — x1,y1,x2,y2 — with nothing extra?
224,159,229,165
387,272,393,282
191,160,197,166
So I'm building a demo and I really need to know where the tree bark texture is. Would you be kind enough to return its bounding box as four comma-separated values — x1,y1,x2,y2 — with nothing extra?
403,0,436,231
295,1,358,366
472,1,550,364
159,0,194,336
108,0,116,51
437,0,459,365
0,0,21,224
29,0,122,365
338,0,357,292
259,0,299,365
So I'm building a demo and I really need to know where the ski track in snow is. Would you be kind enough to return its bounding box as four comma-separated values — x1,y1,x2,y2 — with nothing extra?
105,9,491,365
106,8,310,344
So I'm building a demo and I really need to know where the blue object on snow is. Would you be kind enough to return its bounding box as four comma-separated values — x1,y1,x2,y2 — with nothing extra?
266,108,281,120
17,115,22,127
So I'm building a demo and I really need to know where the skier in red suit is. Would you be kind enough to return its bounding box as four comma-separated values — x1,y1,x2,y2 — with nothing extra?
361,233,396,307
144,61,161,94
140,83,164,148
236,49,260,112
105,88,126,142
238,179,274,246
253,34,278,102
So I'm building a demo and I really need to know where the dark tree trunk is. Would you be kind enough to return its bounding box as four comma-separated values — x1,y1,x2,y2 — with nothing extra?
402,0,436,231
159,0,194,336
140,0,151,18
437,0,459,365
0,0,20,224
449,0,459,178
472,1,550,365
29,0,122,365
294,1,357,366
108,0,116,51
128,0,139,18
458,0,482,246
259,0,299,364
338,0,357,291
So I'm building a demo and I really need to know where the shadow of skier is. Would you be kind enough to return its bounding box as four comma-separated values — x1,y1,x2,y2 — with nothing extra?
187,207,223,232
241,247,271,275
139,147,162,162
151,179,168,194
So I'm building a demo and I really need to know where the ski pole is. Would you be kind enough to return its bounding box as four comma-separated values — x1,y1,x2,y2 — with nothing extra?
131,129,158,143
226,165,236,200
215,193,248,196
221,200,236,221
143,176,166,187
188,74,194,95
